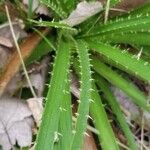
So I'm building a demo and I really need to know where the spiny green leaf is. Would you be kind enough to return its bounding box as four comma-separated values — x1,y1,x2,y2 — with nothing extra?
84,14,150,37
73,58,119,150
70,40,92,150
87,40,150,83
136,45,150,57
95,74,137,150
56,80,72,149
39,0,67,18
29,19,76,31
100,32,150,46
36,40,71,150
91,83,120,150
91,57,150,112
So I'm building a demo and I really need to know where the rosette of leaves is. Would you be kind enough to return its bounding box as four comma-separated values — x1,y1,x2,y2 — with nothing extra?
26,0,150,150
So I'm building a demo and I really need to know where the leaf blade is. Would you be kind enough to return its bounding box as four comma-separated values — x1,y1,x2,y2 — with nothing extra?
91,57,150,112
95,75,137,150
36,40,71,150
87,40,150,83
70,40,92,150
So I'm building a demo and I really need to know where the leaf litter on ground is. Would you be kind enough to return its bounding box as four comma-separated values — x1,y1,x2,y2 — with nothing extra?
0,10,49,149
0,97,34,150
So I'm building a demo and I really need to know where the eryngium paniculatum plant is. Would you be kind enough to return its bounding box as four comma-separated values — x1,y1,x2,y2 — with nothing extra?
27,0,150,150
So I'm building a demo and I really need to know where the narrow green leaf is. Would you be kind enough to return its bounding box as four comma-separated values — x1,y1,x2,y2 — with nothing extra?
39,0,67,18
36,40,71,150
29,19,76,31
27,0,33,19
58,81,73,149
90,84,120,150
26,30,55,65
110,0,121,7
91,57,150,112
87,40,150,83
95,74,137,150
70,40,92,150
60,0,76,14
73,59,119,150
100,32,150,46
33,28,56,50
85,15,150,37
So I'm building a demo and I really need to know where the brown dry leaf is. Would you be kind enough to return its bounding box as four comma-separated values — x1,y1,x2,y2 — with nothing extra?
3,55,50,97
0,97,34,150
23,56,50,97
0,21,27,71
0,36,12,48
62,1,103,26
3,73,22,96
27,97,43,127
0,28,49,97
25,57,49,126
0,21,27,47
0,47,10,72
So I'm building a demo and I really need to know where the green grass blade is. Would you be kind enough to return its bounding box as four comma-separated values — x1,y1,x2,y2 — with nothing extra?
39,0,67,18
53,143,60,150
91,57,150,112
33,28,56,50
58,0,76,15
58,80,73,149
87,40,150,83
27,0,33,19
73,59,119,150
100,32,150,46
29,19,76,31
95,75,137,150
90,83,120,150
36,40,71,150
110,0,121,7
70,40,92,150
26,30,55,65
64,0,76,11
84,15,150,37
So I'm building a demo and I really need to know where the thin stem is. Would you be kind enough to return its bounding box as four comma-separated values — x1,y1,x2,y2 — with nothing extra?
104,0,110,24
109,8,127,12
140,112,144,150
5,5,37,98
